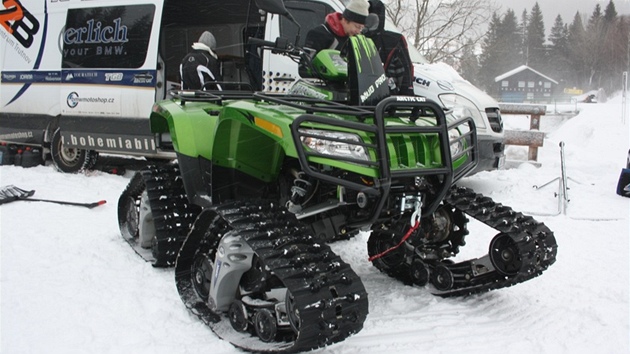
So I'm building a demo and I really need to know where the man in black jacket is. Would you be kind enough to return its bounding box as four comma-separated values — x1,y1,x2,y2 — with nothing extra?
366,0,414,95
180,31,222,90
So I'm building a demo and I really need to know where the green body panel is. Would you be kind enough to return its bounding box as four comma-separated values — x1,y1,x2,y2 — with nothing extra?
211,102,297,182
153,99,304,182
152,97,468,182
150,100,221,159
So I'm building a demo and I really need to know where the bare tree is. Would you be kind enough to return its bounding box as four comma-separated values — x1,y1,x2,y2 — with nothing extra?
384,0,499,63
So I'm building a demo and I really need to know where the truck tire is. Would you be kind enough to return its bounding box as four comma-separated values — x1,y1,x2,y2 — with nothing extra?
50,128,98,173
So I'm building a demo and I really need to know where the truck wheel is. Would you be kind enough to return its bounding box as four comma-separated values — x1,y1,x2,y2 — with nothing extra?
50,128,98,173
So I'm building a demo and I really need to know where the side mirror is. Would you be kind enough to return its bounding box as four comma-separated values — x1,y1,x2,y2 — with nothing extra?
254,0,289,15
255,0,301,46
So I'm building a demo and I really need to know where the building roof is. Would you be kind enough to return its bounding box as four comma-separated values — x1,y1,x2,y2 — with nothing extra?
494,65,558,84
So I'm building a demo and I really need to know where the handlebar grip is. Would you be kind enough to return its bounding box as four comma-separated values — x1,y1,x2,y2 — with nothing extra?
247,37,277,47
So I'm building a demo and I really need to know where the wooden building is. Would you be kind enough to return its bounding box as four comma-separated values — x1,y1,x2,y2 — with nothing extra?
494,65,558,103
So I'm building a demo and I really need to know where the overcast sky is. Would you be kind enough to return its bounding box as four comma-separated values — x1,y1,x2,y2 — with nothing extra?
502,0,630,30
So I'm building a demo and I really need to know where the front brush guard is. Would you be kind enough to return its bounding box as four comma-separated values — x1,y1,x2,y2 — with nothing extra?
290,96,476,227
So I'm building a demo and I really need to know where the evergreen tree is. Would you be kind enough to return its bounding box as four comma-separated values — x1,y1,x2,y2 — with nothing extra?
499,9,523,68
585,4,605,88
459,39,480,86
604,0,618,24
526,3,546,70
478,10,522,95
548,15,571,89
549,15,569,54
600,0,626,95
478,12,502,93
567,12,588,88
519,10,528,65
588,4,603,28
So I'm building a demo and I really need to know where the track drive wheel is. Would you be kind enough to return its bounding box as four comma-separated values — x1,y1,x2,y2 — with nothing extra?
489,233,522,276
367,229,411,284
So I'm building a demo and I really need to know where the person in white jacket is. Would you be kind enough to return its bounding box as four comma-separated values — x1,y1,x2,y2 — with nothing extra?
179,31,222,90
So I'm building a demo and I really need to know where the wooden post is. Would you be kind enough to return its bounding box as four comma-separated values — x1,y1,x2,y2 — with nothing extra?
529,112,541,161
499,104,547,162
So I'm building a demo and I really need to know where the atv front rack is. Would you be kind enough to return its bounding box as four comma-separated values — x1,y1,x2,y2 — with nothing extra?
253,92,375,119
289,96,477,227
169,83,255,106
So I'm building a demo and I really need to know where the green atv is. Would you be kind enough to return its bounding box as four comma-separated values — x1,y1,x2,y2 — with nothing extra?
117,0,557,351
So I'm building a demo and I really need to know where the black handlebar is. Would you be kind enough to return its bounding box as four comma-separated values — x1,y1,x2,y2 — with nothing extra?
247,36,320,79
247,37,278,48
248,37,296,54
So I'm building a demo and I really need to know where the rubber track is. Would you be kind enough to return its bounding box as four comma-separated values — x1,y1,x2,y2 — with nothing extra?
433,185,558,297
175,200,368,353
118,164,200,267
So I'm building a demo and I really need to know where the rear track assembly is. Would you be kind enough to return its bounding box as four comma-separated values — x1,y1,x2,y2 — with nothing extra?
117,164,200,267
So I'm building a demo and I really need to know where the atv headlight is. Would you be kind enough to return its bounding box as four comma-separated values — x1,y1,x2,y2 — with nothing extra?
299,129,369,161
439,94,485,129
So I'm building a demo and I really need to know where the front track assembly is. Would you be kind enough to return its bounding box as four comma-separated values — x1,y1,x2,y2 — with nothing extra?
175,200,368,353
369,186,558,297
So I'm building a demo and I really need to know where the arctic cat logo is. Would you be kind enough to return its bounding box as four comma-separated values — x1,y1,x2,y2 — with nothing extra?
395,96,427,102
0,0,40,48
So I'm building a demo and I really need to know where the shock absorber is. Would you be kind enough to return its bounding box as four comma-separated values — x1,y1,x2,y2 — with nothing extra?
286,171,313,213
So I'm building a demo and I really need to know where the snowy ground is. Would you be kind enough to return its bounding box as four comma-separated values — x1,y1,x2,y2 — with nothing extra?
1,96,629,354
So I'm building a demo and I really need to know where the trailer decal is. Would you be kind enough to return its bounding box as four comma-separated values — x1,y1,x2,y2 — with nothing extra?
62,5,155,69
0,0,40,48
61,89,121,116
61,131,157,154
1,69,155,87
2,0,48,106
0,131,34,140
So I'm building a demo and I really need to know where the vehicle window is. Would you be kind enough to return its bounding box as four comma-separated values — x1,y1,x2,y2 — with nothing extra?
282,1,334,48
62,5,155,69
